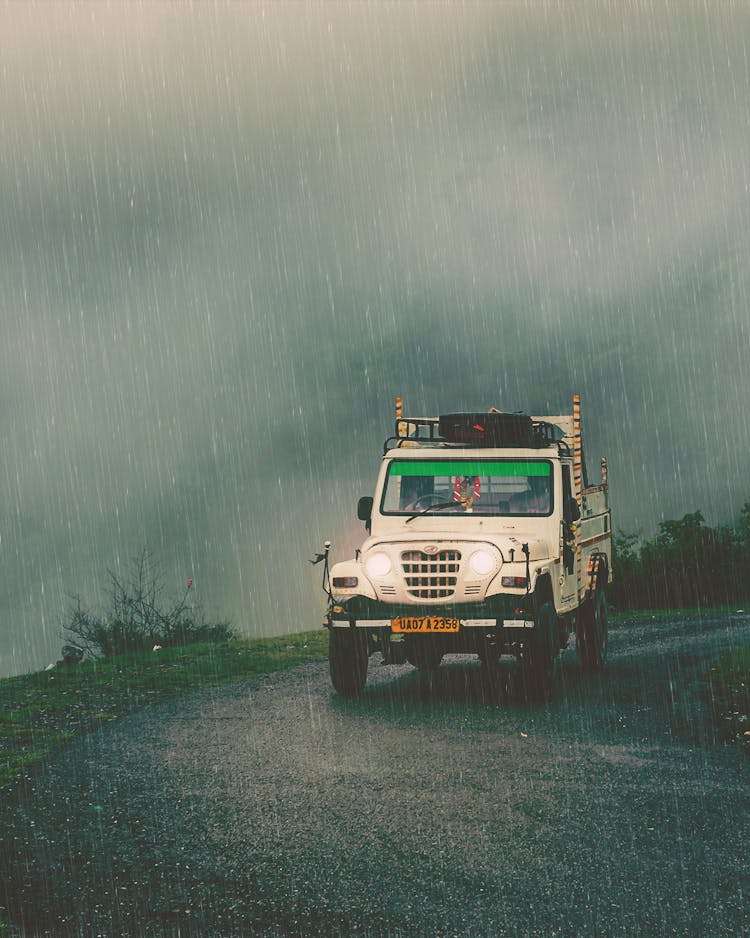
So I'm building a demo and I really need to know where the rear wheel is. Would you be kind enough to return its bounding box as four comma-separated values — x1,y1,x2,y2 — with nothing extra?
520,601,557,703
329,628,369,697
577,579,608,672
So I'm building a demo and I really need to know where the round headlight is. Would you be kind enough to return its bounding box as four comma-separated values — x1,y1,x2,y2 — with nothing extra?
365,551,392,578
469,549,496,576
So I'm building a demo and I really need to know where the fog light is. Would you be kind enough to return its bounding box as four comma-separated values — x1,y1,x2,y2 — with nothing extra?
333,576,358,588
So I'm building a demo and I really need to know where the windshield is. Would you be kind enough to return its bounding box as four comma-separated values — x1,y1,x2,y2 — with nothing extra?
381,459,553,517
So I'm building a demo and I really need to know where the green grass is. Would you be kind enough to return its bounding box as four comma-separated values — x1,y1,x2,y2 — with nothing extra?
704,644,750,749
0,630,329,791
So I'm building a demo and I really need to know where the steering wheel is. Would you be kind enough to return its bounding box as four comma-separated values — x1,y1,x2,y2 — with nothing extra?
412,493,452,510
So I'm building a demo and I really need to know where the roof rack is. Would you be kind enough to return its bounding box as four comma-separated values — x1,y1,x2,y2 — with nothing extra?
383,417,443,454
383,413,567,455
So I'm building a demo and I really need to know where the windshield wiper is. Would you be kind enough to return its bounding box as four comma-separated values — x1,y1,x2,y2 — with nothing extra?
405,501,459,523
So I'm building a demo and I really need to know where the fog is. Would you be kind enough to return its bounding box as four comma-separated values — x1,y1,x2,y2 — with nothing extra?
1,1,749,676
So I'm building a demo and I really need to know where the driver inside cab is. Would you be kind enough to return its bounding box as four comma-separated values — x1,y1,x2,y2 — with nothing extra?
509,475,550,514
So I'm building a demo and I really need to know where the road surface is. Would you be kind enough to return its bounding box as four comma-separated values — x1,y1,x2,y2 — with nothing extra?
2,612,749,937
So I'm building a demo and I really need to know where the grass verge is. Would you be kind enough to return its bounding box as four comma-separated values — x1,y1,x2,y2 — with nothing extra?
704,644,750,750
610,604,748,624
0,630,329,792
614,606,750,750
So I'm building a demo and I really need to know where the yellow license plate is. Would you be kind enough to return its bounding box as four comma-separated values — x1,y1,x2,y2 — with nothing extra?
391,616,460,633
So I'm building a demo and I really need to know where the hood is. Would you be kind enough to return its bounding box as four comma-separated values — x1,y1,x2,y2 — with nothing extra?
361,532,551,563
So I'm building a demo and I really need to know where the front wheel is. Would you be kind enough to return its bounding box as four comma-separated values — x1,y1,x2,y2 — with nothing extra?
479,652,507,703
329,628,369,697
577,580,608,672
520,601,558,703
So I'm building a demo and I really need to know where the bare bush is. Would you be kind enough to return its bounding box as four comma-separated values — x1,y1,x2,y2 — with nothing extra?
62,548,232,658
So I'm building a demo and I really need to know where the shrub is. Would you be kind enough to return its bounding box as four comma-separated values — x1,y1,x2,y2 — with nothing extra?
610,501,750,610
61,548,232,658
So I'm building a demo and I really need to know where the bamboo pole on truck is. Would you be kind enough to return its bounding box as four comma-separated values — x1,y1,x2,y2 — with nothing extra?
573,394,584,600
396,396,406,437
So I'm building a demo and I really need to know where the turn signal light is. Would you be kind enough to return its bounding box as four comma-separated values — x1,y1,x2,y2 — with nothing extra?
332,576,358,588
501,576,527,588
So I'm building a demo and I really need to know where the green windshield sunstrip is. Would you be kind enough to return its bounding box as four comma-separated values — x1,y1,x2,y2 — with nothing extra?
390,460,551,477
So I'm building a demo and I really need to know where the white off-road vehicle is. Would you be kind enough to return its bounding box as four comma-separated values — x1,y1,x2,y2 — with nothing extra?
321,396,611,701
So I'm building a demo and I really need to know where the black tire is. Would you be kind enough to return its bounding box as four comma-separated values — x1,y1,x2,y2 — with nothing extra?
329,628,369,697
479,653,507,703
520,601,558,703
577,579,608,672
406,640,443,672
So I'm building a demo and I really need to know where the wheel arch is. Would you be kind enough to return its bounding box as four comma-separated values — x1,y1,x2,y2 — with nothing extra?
585,552,609,601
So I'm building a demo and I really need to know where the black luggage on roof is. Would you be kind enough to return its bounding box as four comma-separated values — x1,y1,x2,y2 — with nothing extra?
439,412,534,447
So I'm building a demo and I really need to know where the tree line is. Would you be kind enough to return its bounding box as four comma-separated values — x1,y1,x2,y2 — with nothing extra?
610,503,750,610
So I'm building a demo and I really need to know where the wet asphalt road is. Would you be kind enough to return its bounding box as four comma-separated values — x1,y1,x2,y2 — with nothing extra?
1,612,749,938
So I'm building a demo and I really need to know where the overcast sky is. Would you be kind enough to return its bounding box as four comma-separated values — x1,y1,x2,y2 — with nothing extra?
1,1,749,675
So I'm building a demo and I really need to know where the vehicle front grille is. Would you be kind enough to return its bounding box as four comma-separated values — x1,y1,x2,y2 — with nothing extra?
401,550,461,599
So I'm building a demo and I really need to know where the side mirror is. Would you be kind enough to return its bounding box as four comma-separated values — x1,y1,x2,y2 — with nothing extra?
564,496,581,523
357,496,374,522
